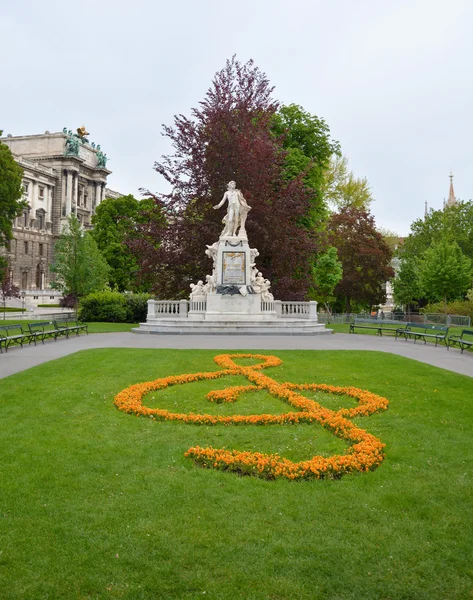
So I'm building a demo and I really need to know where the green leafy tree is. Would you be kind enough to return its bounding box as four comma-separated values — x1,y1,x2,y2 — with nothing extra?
392,256,423,315
271,103,340,226
419,239,472,304
51,215,110,307
0,131,26,248
321,155,373,211
311,247,343,311
402,202,473,262
91,195,156,291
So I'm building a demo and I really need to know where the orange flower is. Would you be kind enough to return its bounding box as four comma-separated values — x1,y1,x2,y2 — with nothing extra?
114,353,389,481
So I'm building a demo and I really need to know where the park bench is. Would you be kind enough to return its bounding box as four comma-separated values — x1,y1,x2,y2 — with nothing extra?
350,317,408,337
28,321,70,344
447,329,473,353
0,324,33,353
396,323,449,346
53,317,88,336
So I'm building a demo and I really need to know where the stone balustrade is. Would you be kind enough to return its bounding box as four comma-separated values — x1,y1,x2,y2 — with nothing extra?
147,299,317,322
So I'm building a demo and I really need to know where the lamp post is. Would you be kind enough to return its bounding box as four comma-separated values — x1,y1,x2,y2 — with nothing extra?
21,291,26,312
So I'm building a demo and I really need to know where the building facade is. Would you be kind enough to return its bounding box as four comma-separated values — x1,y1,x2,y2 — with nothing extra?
0,129,121,305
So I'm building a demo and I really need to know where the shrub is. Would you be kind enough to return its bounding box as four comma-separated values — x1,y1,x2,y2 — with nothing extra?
79,292,152,323
79,291,127,322
424,300,473,321
124,293,152,323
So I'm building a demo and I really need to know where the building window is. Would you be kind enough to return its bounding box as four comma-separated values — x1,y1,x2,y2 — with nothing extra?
21,272,28,289
23,210,29,227
23,182,29,198
24,241,28,254
84,193,88,208
39,243,44,256
36,210,45,230
38,186,45,201
35,265,44,290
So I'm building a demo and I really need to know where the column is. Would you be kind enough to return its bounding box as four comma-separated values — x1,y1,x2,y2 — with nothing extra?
73,171,79,214
30,180,37,214
66,170,72,216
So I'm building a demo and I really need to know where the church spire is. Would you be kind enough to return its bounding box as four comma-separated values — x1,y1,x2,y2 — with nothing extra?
447,171,457,206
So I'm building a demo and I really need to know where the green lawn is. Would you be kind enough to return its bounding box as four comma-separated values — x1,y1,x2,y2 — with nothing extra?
0,349,471,599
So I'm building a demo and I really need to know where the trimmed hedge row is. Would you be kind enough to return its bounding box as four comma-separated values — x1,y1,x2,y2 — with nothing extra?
79,292,151,323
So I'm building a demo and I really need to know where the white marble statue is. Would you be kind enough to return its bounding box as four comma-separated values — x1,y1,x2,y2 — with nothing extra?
205,242,219,267
261,279,274,302
190,280,206,298
213,181,251,238
251,271,266,294
249,247,259,267
203,272,217,294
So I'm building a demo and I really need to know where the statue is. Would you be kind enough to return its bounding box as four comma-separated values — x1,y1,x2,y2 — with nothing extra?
190,280,206,298
65,133,80,156
203,272,217,294
96,149,108,168
76,125,90,143
213,181,251,238
250,247,259,267
205,242,219,267
251,271,266,294
261,279,274,302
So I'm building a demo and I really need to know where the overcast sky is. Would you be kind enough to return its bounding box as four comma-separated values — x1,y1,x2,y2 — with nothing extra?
2,0,472,235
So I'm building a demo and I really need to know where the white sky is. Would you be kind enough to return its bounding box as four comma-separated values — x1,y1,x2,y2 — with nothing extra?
2,0,472,235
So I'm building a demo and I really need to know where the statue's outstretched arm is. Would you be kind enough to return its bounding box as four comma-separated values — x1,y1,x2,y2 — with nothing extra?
213,192,227,210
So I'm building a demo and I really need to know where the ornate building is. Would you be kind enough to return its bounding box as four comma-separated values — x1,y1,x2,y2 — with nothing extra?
0,128,121,305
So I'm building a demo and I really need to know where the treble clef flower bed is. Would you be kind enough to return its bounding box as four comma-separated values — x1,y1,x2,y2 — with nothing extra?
114,353,389,481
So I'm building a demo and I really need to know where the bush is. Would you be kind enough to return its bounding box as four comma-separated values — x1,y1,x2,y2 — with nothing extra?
79,291,128,322
124,293,152,323
79,292,152,323
424,300,473,321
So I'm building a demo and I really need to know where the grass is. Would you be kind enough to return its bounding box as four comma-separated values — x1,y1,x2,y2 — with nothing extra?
0,348,472,599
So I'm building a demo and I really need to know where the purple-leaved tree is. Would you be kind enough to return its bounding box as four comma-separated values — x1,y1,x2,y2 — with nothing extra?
129,57,323,300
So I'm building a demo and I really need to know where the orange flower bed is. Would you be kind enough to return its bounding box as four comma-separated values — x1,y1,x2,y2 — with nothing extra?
114,353,389,481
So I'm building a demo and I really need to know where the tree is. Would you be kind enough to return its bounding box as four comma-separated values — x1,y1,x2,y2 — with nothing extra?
321,155,373,211
0,262,20,319
392,255,423,315
402,202,473,262
91,195,156,291
270,104,340,226
419,240,472,304
328,207,394,313
51,215,110,307
311,247,343,311
129,58,333,300
0,131,25,248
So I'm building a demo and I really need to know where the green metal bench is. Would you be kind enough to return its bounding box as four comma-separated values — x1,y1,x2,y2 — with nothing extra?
0,324,33,353
447,329,473,353
350,317,408,336
396,323,449,346
28,321,69,344
53,317,88,336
